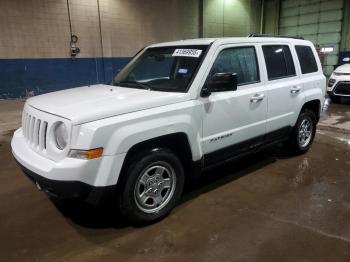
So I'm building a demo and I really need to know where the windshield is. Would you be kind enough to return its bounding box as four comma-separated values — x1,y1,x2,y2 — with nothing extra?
112,45,208,92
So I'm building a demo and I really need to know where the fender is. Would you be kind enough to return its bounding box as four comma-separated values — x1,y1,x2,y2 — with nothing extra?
302,87,324,106
107,114,202,161
71,101,204,162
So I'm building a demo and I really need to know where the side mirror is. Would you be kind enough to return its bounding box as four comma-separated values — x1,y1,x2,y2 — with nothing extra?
343,57,350,63
201,73,238,97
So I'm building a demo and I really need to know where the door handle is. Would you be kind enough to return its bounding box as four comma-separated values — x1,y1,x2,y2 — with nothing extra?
250,93,265,103
290,86,301,94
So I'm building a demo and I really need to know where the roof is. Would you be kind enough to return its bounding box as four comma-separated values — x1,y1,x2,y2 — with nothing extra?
149,37,312,48
150,38,216,47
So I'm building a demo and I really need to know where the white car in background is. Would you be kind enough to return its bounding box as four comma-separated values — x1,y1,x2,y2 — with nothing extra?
327,57,350,102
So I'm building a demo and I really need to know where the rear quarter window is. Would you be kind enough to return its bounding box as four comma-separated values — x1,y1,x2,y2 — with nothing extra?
295,45,318,74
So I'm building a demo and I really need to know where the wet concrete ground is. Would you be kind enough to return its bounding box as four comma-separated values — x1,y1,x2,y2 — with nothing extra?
0,100,23,140
1,99,350,261
319,97,350,132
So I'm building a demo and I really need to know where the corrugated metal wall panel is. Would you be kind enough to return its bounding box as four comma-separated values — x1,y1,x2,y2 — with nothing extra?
299,5,319,15
321,1,343,11
279,0,344,76
319,22,342,33
298,14,318,25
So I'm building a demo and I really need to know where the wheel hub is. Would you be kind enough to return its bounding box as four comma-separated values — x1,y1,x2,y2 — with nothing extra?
298,118,313,147
145,175,164,197
134,162,176,213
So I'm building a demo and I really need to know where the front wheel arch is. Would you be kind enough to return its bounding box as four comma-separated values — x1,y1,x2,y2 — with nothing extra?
118,132,194,187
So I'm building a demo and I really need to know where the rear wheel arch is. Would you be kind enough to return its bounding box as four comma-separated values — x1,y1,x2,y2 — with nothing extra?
286,109,317,155
300,99,321,123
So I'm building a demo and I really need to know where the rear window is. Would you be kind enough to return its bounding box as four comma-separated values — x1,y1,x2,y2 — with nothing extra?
262,45,296,80
295,45,318,74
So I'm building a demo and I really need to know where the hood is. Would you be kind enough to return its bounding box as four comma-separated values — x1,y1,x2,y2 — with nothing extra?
27,84,190,124
334,63,350,74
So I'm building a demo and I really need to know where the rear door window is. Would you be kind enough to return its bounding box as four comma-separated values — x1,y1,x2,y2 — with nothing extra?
295,45,318,74
262,45,296,80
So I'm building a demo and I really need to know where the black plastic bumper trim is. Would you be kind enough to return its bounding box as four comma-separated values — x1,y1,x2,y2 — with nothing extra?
328,81,350,97
15,160,115,204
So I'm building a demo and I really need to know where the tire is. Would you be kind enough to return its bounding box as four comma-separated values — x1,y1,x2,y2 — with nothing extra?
286,109,317,155
119,148,184,224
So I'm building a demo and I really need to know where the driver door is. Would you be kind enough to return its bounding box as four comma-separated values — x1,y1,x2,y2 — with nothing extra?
200,44,268,166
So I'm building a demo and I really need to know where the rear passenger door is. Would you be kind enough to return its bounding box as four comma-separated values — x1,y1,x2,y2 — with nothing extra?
294,45,325,106
261,44,304,138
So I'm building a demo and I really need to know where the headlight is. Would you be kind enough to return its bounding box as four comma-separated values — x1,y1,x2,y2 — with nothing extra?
328,78,336,87
53,122,68,150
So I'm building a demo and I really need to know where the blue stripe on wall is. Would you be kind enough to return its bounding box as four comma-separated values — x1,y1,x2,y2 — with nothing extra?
0,57,130,99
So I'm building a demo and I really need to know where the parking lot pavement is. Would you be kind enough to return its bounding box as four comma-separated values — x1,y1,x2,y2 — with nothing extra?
1,100,350,261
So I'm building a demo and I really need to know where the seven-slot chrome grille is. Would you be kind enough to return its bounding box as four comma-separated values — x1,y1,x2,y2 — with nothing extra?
21,104,71,161
22,111,48,151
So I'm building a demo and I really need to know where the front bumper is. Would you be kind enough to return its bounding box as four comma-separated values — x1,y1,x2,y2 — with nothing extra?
16,159,114,203
327,76,350,97
11,128,125,203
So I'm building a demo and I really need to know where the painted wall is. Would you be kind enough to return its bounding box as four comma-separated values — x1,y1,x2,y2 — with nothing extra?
202,0,262,37
0,0,199,99
7,0,350,99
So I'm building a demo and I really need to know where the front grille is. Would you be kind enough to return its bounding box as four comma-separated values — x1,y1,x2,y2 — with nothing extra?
333,82,350,96
22,112,48,150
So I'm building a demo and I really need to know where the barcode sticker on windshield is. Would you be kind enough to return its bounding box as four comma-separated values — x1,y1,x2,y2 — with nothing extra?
172,49,202,58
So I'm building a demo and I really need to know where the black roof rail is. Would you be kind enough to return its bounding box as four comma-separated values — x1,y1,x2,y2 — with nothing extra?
248,34,304,40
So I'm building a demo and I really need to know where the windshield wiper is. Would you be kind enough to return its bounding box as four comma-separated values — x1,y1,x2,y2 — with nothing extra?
114,81,151,90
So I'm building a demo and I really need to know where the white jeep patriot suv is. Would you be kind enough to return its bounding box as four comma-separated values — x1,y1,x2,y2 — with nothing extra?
12,36,326,223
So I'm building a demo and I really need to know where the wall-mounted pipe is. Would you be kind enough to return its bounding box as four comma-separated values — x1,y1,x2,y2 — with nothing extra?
199,0,204,37
66,0,80,57
97,0,105,82
66,0,73,37
260,0,265,34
